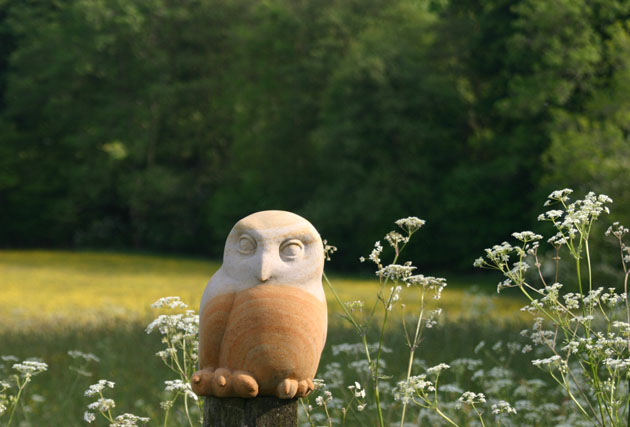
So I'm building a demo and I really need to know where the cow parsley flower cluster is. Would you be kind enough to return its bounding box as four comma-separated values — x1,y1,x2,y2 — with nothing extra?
146,297,202,426
318,217,458,427
83,379,149,426
476,189,630,426
11,361,47,377
0,357,48,426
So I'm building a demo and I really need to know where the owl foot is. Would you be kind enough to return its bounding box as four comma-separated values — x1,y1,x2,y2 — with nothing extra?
191,368,214,396
192,368,259,398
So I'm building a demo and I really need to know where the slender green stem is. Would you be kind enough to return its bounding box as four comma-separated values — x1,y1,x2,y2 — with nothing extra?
399,353,414,427
323,272,361,333
341,396,357,426
183,394,194,427
400,291,426,427
585,240,593,317
322,402,333,427
300,398,317,427
373,305,390,427
182,339,188,377
435,407,459,426
360,336,373,366
6,377,27,427
625,271,630,427
473,404,485,427
163,402,171,427
549,370,591,422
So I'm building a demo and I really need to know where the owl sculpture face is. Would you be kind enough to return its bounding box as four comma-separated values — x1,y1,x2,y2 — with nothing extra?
192,211,328,399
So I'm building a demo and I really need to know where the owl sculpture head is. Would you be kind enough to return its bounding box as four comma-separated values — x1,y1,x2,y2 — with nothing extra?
193,211,328,399
200,210,326,306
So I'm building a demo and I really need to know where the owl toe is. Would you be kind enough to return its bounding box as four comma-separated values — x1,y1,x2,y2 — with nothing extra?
190,368,214,396
277,378,298,399
233,371,259,398
296,379,312,397
211,368,232,397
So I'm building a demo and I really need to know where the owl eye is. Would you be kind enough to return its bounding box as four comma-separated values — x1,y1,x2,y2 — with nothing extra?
238,235,257,255
280,239,304,260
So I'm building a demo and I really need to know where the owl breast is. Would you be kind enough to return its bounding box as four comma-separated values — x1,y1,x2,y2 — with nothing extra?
217,284,327,395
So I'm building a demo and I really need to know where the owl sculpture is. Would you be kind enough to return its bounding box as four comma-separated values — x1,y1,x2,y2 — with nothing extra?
191,210,327,399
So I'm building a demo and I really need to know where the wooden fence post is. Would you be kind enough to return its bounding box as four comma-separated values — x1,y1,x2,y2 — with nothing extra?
203,396,298,427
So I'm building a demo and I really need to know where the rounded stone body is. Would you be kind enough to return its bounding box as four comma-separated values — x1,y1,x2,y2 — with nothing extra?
191,211,327,399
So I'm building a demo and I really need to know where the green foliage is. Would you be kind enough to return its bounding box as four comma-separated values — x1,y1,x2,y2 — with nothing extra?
1,0,629,272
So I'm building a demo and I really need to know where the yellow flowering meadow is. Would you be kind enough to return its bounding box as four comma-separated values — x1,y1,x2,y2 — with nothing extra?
0,250,524,330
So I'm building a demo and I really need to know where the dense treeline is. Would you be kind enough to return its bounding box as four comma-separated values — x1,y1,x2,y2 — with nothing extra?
1,0,629,270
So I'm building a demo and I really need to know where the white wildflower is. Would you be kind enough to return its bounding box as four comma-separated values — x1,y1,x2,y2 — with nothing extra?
404,274,446,289
315,390,332,407
332,343,391,357
387,286,403,311
474,341,485,354
111,413,150,426
547,232,568,246
385,231,409,247
145,310,199,336
538,210,564,221
312,379,325,390
68,350,100,363
85,380,115,397
84,411,96,423
322,239,337,261
394,375,434,404
458,391,486,406
450,358,483,371
492,400,517,415
151,296,187,309
376,264,416,281
344,300,364,312
164,379,198,401
366,241,383,266
427,363,450,375
497,278,514,293
347,381,366,398
87,398,115,412
532,355,567,372
511,231,543,242
606,222,629,239
546,188,573,203
12,360,48,377
395,217,425,234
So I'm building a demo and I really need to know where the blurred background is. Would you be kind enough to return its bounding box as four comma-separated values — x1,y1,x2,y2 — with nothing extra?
2,2,630,424
1,0,629,272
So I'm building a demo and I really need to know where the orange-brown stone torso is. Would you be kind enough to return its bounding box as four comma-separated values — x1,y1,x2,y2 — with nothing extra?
199,284,327,396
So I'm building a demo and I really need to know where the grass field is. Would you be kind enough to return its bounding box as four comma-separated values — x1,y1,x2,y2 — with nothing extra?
0,250,533,426
0,250,524,329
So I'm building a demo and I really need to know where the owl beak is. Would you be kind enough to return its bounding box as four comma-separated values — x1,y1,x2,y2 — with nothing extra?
257,253,272,282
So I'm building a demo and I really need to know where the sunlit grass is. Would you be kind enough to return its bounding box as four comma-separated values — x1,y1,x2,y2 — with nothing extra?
0,250,525,331
0,250,216,328
0,250,531,426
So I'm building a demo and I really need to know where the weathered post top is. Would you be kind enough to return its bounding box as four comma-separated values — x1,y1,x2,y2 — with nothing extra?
191,211,328,425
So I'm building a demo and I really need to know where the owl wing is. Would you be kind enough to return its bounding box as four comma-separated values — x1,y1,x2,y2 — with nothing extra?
199,290,235,370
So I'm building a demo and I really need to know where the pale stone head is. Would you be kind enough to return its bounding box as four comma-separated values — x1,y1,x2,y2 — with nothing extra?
202,211,325,305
